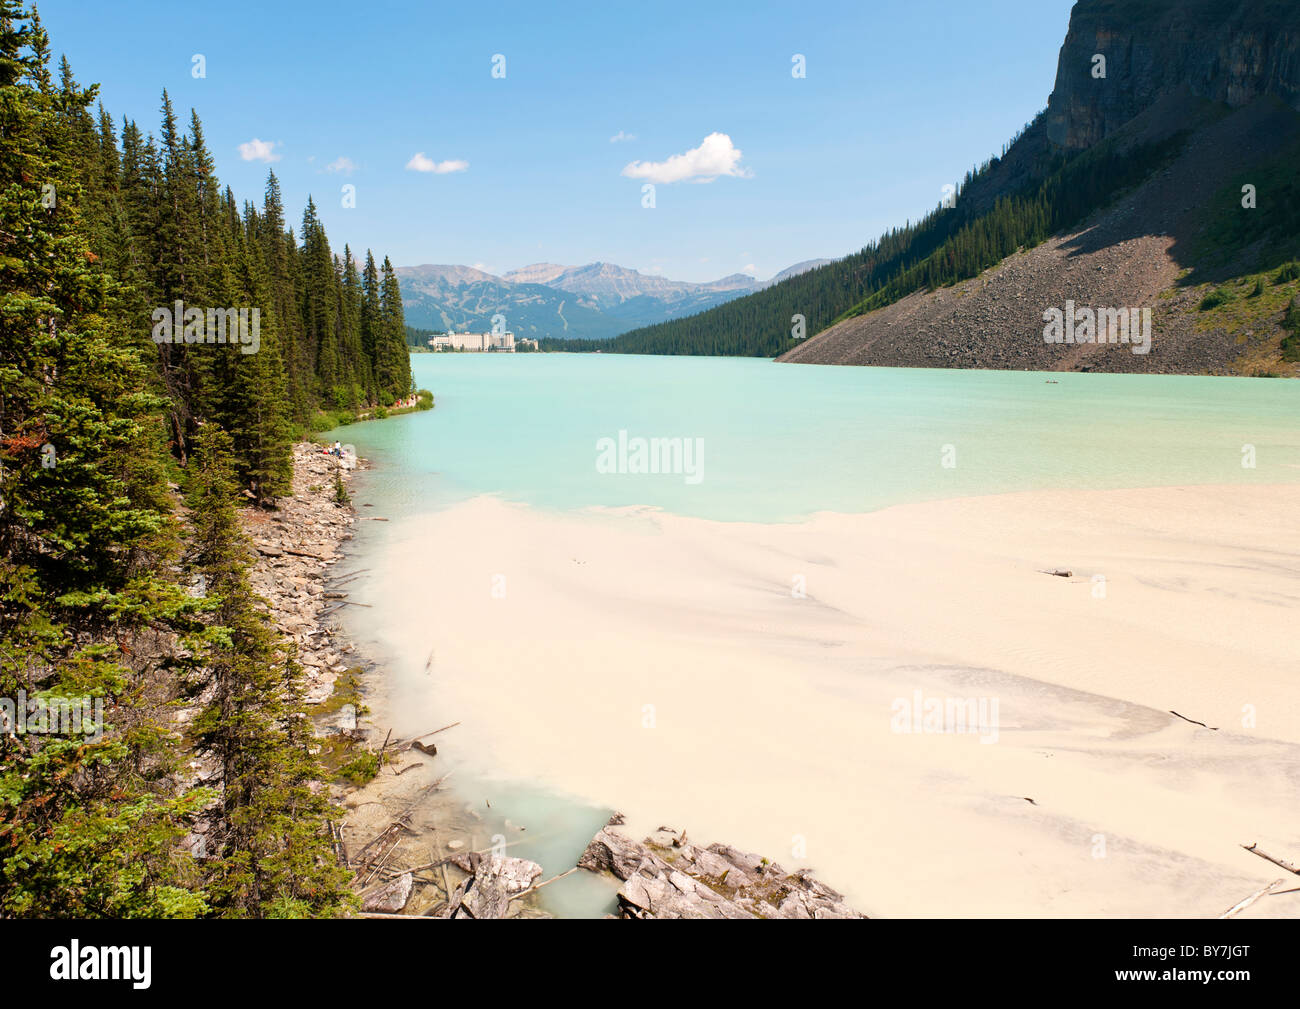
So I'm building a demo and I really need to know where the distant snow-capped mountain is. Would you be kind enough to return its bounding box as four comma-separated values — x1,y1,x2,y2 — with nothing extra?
396,259,831,340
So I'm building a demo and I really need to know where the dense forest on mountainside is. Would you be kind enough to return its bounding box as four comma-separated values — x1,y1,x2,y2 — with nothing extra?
543,125,1188,358
0,4,405,916
405,324,441,347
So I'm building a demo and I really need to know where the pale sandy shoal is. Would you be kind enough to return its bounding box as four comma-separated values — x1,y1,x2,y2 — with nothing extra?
356,483,1300,918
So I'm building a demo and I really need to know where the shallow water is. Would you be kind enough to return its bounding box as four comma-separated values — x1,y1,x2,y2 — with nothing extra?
323,355,1299,916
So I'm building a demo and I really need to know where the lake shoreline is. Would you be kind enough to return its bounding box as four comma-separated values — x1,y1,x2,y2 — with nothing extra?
347,479,1300,917
291,436,866,918
318,355,1300,916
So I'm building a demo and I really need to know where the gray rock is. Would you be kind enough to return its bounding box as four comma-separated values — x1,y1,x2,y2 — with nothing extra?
578,823,867,919
451,855,543,919
577,825,660,880
360,871,413,913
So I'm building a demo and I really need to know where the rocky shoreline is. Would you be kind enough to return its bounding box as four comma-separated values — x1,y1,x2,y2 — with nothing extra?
579,817,866,919
242,442,362,707
252,440,866,919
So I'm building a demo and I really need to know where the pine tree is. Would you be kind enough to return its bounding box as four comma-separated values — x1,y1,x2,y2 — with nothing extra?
338,245,368,408
221,206,292,503
184,426,352,917
0,2,207,917
359,249,382,403
298,197,339,402
377,255,411,402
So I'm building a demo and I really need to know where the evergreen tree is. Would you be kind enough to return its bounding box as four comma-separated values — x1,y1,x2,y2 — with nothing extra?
359,249,382,404
1,0,411,918
184,426,352,918
377,255,412,402
0,1,207,916
298,197,339,402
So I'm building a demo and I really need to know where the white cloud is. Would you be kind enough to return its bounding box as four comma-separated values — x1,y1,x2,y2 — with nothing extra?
406,152,469,174
621,132,751,184
742,264,757,274
238,138,281,163
324,156,357,175
609,130,636,143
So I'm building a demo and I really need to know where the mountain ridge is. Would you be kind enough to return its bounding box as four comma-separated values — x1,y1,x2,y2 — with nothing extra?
396,258,829,339
556,0,1300,374
778,0,1300,374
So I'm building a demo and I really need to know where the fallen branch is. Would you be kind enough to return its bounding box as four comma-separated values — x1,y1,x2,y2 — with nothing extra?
391,830,539,877
1218,878,1286,919
1170,710,1218,730
430,830,453,904
510,867,578,903
1241,843,1300,876
393,721,461,752
411,720,460,742
326,819,347,867
351,772,453,869
357,911,439,920
1038,569,1072,578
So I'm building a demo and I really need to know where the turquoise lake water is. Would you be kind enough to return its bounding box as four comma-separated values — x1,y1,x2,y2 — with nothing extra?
329,354,1299,524
323,354,1297,916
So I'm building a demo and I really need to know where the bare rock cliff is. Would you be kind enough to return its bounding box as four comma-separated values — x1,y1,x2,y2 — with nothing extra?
1047,0,1300,149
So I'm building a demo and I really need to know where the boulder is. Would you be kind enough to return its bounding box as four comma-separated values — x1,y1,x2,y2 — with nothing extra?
577,824,657,880
577,820,867,920
449,855,543,919
360,871,413,913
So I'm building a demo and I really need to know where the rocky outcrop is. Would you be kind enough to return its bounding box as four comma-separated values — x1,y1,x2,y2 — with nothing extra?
579,819,866,919
446,854,544,919
360,871,413,913
241,443,360,706
176,442,362,797
781,98,1300,376
778,0,1300,377
1046,0,1300,150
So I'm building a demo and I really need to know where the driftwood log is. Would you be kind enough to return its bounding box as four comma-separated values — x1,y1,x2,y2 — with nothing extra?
1242,842,1300,876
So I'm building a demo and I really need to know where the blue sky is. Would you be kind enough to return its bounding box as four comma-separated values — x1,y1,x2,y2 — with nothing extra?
41,0,1077,282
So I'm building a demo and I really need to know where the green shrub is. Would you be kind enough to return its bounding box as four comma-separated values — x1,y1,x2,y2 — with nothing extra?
1282,297,1300,362
1274,261,1300,285
334,751,380,786
1199,289,1233,311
